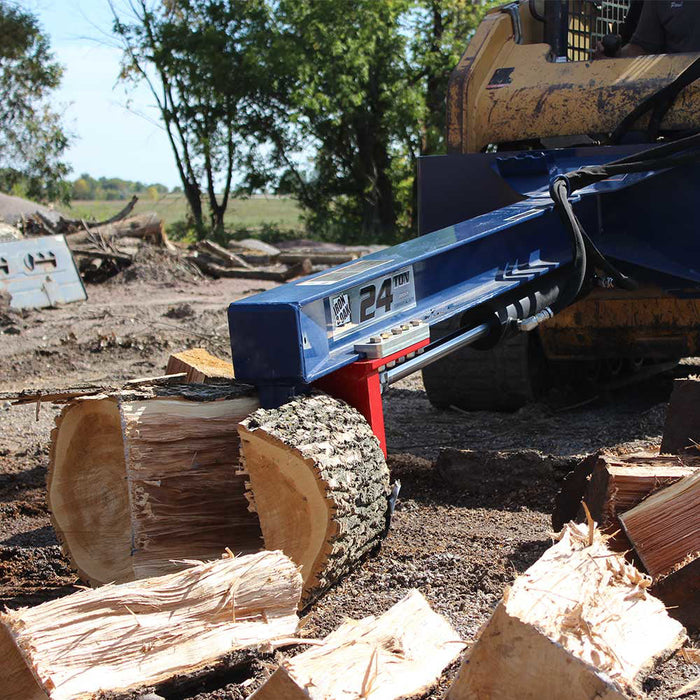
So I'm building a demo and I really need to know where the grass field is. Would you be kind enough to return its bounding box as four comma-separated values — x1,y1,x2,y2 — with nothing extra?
59,193,304,236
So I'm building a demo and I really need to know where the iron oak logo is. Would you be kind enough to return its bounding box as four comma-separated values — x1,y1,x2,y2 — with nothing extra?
331,293,352,328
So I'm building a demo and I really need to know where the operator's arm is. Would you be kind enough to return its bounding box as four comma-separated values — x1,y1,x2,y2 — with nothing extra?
618,42,649,57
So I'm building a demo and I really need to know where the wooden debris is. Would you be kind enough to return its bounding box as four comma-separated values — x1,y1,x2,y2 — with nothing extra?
187,253,312,281
48,382,262,585
238,393,390,605
0,550,302,700
278,251,359,265
66,212,172,250
661,377,700,454
620,471,700,579
552,451,699,541
166,347,235,383
446,522,686,700
196,239,252,269
252,589,463,700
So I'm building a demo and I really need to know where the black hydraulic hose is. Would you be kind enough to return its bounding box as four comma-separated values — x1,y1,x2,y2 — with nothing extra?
549,131,700,296
547,177,588,313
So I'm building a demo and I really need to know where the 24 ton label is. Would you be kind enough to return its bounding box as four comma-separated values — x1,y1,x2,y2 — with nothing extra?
329,266,416,337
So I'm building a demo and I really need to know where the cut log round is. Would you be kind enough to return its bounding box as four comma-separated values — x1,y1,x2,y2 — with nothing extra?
238,393,390,605
0,550,302,700
48,383,263,585
446,523,686,700
252,589,464,700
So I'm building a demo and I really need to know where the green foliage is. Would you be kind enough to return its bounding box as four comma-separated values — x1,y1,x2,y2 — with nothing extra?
261,0,488,244
69,172,169,200
0,1,70,202
112,0,272,236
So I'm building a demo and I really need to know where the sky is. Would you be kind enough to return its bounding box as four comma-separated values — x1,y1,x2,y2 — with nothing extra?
30,0,180,188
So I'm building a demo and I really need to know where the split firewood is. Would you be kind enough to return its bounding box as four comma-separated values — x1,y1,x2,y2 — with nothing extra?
619,471,700,579
552,451,700,542
446,522,686,700
252,589,463,699
238,393,391,605
0,550,302,700
166,347,235,383
661,377,700,454
48,382,262,585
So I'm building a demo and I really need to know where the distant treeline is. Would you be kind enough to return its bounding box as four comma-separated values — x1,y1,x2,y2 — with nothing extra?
71,173,177,201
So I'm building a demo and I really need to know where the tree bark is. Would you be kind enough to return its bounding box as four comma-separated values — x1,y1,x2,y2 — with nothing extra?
238,393,391,605
48,383,262,585
0,551,301,700
252,589,463,700
446,523,686,700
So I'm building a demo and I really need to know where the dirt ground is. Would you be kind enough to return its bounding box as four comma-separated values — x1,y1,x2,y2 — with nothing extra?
1,262,699,699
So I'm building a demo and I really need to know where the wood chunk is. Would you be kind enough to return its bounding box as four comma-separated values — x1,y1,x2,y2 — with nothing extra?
197,239,252,268
166,347,235,383
48,383,263,585
0,551,302,700
619,471,700,579
238,394,390,605
661,377,700,454
553,452,699,543
446,523,686,700
652,557,700,632
252,589,463,700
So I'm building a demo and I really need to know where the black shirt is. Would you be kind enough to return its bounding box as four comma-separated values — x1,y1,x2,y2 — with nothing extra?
632,0,700,53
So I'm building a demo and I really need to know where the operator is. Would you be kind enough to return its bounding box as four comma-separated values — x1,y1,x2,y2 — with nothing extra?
595,0,700,58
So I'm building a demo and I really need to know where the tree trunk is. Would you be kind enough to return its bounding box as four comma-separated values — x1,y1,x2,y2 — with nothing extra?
238,393,391,605
446,523,686,700
0,551,301,700
252,589,463,700
48,383,262,586
619,471,700,579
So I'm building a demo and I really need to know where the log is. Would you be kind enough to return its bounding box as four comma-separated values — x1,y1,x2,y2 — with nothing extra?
661,377,700,454
252,589,464,700
187,253,312,281
619,471,700,579
165,347,235,383
446,522,686,700
0,550,302,700
238,393,390,605
196,239,252,269
48,383,263,585
66,213,172,250
278,251,359,265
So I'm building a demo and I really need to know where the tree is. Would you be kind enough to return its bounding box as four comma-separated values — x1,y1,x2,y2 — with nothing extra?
0,1,70,202
263,0,487,244
112,0,271,235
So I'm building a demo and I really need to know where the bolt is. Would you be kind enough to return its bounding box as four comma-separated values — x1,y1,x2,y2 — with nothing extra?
410,320,421,326
391,327,402,335
370,336,382,343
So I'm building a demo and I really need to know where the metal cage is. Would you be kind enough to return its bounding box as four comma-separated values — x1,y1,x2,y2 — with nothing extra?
567,0,631,61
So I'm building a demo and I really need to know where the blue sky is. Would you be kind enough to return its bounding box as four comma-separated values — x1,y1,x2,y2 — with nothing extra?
31,0,180,187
